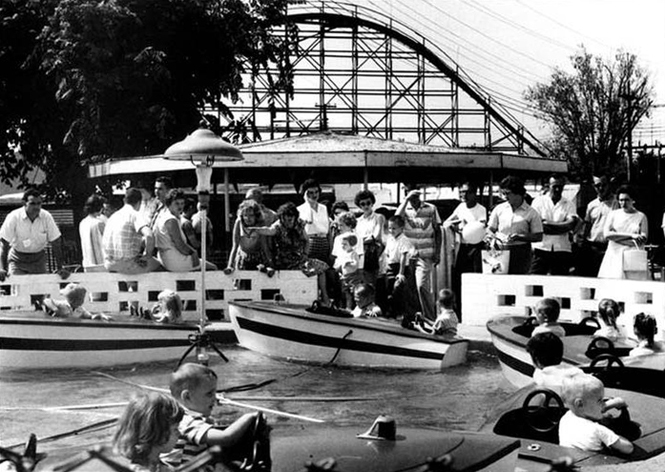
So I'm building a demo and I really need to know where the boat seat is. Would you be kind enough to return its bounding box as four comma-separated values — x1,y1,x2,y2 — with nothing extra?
493,389,566,445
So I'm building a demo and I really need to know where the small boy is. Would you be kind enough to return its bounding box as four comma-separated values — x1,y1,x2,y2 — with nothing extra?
531,298,566,338
333,233,362,309
351,283,382,318
526,332,583,395
416,289,459,336
559,373,634,455
383,215,418,323
163,363,265,470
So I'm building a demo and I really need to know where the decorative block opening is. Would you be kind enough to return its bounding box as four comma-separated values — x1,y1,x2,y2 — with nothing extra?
176,280,196,291
30,294,47,308
0,284,10,296
206,309,224,321
90,292,108,302
148,291,161,302
580,287,596,300
497,294,516,306
118,281,138,292
261,289,281,301
634,292,653,304
183,300,197,311
559,297,571,310
233,279,252,291
525,285,544,297
206,289,224,300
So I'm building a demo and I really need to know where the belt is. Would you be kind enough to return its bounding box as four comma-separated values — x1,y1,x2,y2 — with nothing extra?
586,241,608,249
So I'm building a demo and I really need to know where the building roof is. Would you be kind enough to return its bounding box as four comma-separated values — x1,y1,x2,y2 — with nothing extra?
88,131,567,187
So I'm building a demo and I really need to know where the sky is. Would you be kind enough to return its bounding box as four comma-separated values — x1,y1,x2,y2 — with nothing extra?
350,0,665,145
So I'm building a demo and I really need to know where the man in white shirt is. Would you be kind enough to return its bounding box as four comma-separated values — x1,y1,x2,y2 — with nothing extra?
0,189,68,280
443,182,486,317
530,175,579,275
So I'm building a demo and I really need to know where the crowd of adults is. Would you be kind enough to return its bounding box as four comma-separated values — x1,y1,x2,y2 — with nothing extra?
0,173,655,321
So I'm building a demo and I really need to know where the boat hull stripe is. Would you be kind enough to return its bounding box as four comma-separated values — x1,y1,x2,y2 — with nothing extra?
0,337,191,352
495,347,535,377
236,317,444,360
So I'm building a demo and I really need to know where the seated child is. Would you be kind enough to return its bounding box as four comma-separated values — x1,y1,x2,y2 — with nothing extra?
559,373,634,455
42,282,111,321
351,283,382,318
383,215,418,323
114,391,183,472
527,332,583,395
415,289,459,336
163,363,267,470
333,233,362,309
630,312,664,357
531,298,566,338
151,289,183,324
595,298,625,341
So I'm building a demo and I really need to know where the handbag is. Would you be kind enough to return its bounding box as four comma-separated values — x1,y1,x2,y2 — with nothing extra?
622,241,648,273
363,237,382,271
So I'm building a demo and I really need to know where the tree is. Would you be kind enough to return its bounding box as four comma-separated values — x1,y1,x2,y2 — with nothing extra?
0,0,292,201
525,48,653,183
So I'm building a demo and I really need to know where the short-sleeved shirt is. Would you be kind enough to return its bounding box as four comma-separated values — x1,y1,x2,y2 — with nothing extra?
559,410,620,452
0,207,61,253
297,202,329,235
402,202,442,260
488,201,543,248
445,203,487,244
531,195,577,252
432,308,459,336
79,215,106,267
162,410,215,469
531,323,567,339
533,365,584,396
384,233,416,266
585,197,619,244
102,204,148,261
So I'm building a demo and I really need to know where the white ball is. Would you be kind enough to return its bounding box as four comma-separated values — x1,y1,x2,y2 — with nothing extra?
462,221,486,244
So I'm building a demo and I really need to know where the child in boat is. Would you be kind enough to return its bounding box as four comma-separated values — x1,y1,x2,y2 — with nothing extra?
630,312,664,357
415,289,459,336
331,211,359,307
596,298,626,341
351,283,382,318
42,282,112,321
559,373,634,455
113,391,183,472
151,289,182,323
163,363,267,470
531,298,566,338
333,233,362,309
383,215,418,324
526,332,583,395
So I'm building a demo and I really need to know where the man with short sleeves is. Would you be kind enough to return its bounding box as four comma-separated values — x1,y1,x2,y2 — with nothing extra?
0,189,68,280
396,183,442,321
444,182,487,315
530,175,579,275
103,187,162,274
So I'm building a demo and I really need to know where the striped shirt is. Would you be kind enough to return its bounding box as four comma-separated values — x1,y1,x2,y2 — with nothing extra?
402,202,442,260
162,410,215,471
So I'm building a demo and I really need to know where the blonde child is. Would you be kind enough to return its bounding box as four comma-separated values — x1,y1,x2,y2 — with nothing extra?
531,298,566,338
416,289,459,336
630,312,664,357
151,289,182,323
163,363,265,470
113,391,183,472
559,373,633,455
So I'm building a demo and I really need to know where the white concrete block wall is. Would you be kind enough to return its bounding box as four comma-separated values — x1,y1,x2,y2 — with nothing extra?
462,273,665,341
0,270,317,324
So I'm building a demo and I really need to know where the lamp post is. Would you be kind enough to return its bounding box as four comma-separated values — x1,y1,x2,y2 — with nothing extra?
164,123,243,364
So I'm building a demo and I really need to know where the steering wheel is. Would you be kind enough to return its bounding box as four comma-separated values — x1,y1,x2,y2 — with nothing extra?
246,412,271,471
522,389,565,434
578,316,601,331
522,316,539,328
585,336,615,359
589,353,625,370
